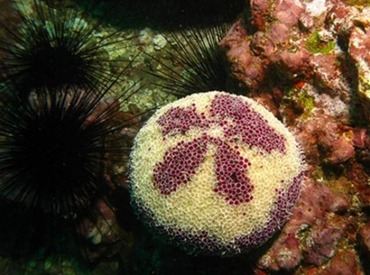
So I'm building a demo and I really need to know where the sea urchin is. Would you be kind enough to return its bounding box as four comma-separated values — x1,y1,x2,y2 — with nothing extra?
0,86,122,217
147,24,233,97
0,0,122,96
130,91,305,256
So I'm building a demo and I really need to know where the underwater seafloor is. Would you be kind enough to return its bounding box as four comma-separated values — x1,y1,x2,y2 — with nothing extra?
0,0,369,274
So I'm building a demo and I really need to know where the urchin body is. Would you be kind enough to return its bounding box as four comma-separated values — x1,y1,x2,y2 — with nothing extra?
0,0,138,258
0,0,118,96
0,87,120,217
130,91,304,255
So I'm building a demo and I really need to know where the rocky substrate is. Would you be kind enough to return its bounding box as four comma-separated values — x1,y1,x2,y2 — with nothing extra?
221,0,370,273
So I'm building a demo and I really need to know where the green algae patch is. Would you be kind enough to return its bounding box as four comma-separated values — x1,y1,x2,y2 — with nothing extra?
283,83,316,121
305,32,336,55
296,89,315,116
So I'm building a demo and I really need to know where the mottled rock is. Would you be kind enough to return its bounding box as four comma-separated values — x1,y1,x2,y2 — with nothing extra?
352,128,368,148
269,23,290,44
318,249,363,275
295,112,355,164
310,53,350,99
305,225,344,266
274,0,305,27
250,31,275,56
359,222,370,254
328,136,355,163
257,178,349,271
347,162,370,207
271,49,312,80
329,193,349,213
348,9,370,125
326,1,357,35
221,0,365,122
219,0,370,273
249,0,270,30
220,22,267,90
258,233,302,271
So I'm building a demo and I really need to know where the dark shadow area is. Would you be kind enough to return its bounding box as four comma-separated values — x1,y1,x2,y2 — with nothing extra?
336,33,368,128
356,240,370,275
78,0,245,30
120,207,289,275
0,199,83,259
124,228,258,275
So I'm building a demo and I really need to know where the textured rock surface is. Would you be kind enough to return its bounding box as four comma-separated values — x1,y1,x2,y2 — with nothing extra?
221,0,370,125
222,0,370,273
348,8,370,126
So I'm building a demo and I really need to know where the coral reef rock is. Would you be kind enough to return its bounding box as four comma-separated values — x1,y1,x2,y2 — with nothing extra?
222,0,370,273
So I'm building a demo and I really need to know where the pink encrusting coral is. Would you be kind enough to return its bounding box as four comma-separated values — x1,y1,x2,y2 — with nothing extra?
129,91,305,255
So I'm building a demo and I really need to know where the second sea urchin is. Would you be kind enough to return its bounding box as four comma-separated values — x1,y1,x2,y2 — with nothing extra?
0,85,122,217
148,24,232,97
0,0,123,96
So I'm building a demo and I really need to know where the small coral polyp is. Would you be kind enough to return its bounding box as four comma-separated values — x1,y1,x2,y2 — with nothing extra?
130,91,304,255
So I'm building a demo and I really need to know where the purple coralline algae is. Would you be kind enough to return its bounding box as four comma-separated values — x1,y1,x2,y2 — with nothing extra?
221,0,370,273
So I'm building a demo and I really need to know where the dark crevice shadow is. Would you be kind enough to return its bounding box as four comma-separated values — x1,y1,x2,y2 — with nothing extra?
78,0,246,30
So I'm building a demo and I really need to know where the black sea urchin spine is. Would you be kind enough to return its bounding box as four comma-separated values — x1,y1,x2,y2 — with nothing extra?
0,0,124,97
0,85,122,217
0,58,144,257
0,0,148,262
147,24,232,97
